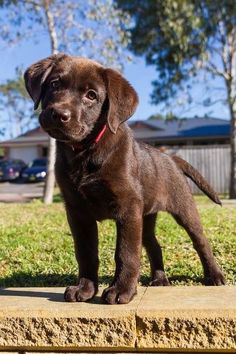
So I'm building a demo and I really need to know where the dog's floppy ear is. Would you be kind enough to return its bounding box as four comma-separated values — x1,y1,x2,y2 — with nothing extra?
104,68,138,134
24,54,65,110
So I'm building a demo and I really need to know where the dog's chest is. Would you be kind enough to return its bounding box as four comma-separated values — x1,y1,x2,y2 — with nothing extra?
70,160,118,220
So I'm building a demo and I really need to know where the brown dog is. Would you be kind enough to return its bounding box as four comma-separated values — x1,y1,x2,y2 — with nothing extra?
24,54,225,304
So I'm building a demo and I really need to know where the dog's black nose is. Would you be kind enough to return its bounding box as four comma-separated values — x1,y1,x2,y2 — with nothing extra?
52,108,71,123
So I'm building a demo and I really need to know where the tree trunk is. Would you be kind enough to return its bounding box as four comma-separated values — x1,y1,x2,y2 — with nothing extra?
229,108,236,198
43,136,57,204
229,51,236,199
42,0,58,204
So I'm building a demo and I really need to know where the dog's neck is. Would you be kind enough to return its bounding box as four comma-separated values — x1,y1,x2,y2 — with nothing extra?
57,123,131,175
70,124,107,152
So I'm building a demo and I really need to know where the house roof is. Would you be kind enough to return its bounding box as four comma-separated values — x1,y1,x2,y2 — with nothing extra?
0,126,49,147
129,117,230,141
21,126,46,137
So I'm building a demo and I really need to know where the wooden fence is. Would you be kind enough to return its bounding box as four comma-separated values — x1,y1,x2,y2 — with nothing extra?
165,144,230,194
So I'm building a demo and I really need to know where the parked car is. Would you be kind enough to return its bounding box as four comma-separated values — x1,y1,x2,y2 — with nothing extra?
22,158,47,182
0,159,27,181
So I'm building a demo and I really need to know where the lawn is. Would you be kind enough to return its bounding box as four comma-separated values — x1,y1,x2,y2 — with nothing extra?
0,197,235,287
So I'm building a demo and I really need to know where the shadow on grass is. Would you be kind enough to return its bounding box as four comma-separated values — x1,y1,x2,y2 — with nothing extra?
0,272,77,288
0,271,204,289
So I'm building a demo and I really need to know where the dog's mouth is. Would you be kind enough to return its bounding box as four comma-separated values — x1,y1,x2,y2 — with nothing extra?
45,128,70,142
39,110,83,143
43,125,87,144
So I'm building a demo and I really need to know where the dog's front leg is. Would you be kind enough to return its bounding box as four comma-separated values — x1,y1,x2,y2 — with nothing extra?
102,209,142,304
64,208,99,302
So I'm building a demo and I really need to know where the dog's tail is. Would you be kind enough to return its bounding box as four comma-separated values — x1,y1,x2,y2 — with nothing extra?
172,155,221,205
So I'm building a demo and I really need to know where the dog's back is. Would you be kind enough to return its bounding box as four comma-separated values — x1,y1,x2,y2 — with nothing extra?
130,134,217,215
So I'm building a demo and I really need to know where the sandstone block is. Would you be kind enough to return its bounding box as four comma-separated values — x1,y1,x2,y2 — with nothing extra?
1,286,236,352
136,286,236,351
0,287,145,351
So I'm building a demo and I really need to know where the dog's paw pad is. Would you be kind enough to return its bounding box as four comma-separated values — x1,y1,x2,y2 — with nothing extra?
150,270,170,286
101,285,136,304
64,278,97,302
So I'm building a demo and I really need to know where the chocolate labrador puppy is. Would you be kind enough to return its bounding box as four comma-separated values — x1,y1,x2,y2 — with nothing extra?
24,54,225,304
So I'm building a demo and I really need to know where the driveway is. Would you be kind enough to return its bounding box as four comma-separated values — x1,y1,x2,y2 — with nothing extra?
0,180,44,202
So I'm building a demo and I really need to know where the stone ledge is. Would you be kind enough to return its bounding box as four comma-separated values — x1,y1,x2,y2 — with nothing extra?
0,286,235,352
0,287,145,351
136,287,236,351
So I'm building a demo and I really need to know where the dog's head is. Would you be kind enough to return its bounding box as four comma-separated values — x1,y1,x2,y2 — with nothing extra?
24,54,138,143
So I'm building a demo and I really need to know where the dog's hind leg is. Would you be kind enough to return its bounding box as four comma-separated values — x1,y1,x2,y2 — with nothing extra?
171,196,226,285
142,213,170,286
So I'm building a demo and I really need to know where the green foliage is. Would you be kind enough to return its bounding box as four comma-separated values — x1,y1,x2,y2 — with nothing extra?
0,69,37,138
0,73,27,98
0,198,235,287
117,0,236,104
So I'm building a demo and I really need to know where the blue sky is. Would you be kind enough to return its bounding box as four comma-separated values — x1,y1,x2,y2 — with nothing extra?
0,35,230,128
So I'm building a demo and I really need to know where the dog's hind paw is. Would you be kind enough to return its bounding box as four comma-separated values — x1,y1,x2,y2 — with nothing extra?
204,269,226,286
64,278,98,302
150,270,170,286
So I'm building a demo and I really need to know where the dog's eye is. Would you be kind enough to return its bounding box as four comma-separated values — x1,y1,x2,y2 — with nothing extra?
50,79,60,90
85,90,97,100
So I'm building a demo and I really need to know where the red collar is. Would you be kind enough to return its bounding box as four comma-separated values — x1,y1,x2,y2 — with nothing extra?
95,124,107,143
71,124,107,151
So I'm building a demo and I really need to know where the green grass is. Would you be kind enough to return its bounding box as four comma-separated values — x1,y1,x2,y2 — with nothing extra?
0,197,235,287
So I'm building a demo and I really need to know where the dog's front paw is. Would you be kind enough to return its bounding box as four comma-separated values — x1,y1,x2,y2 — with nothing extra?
150,270,170,286
101,284,137,304
64,277,98,302
204,268,226,286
